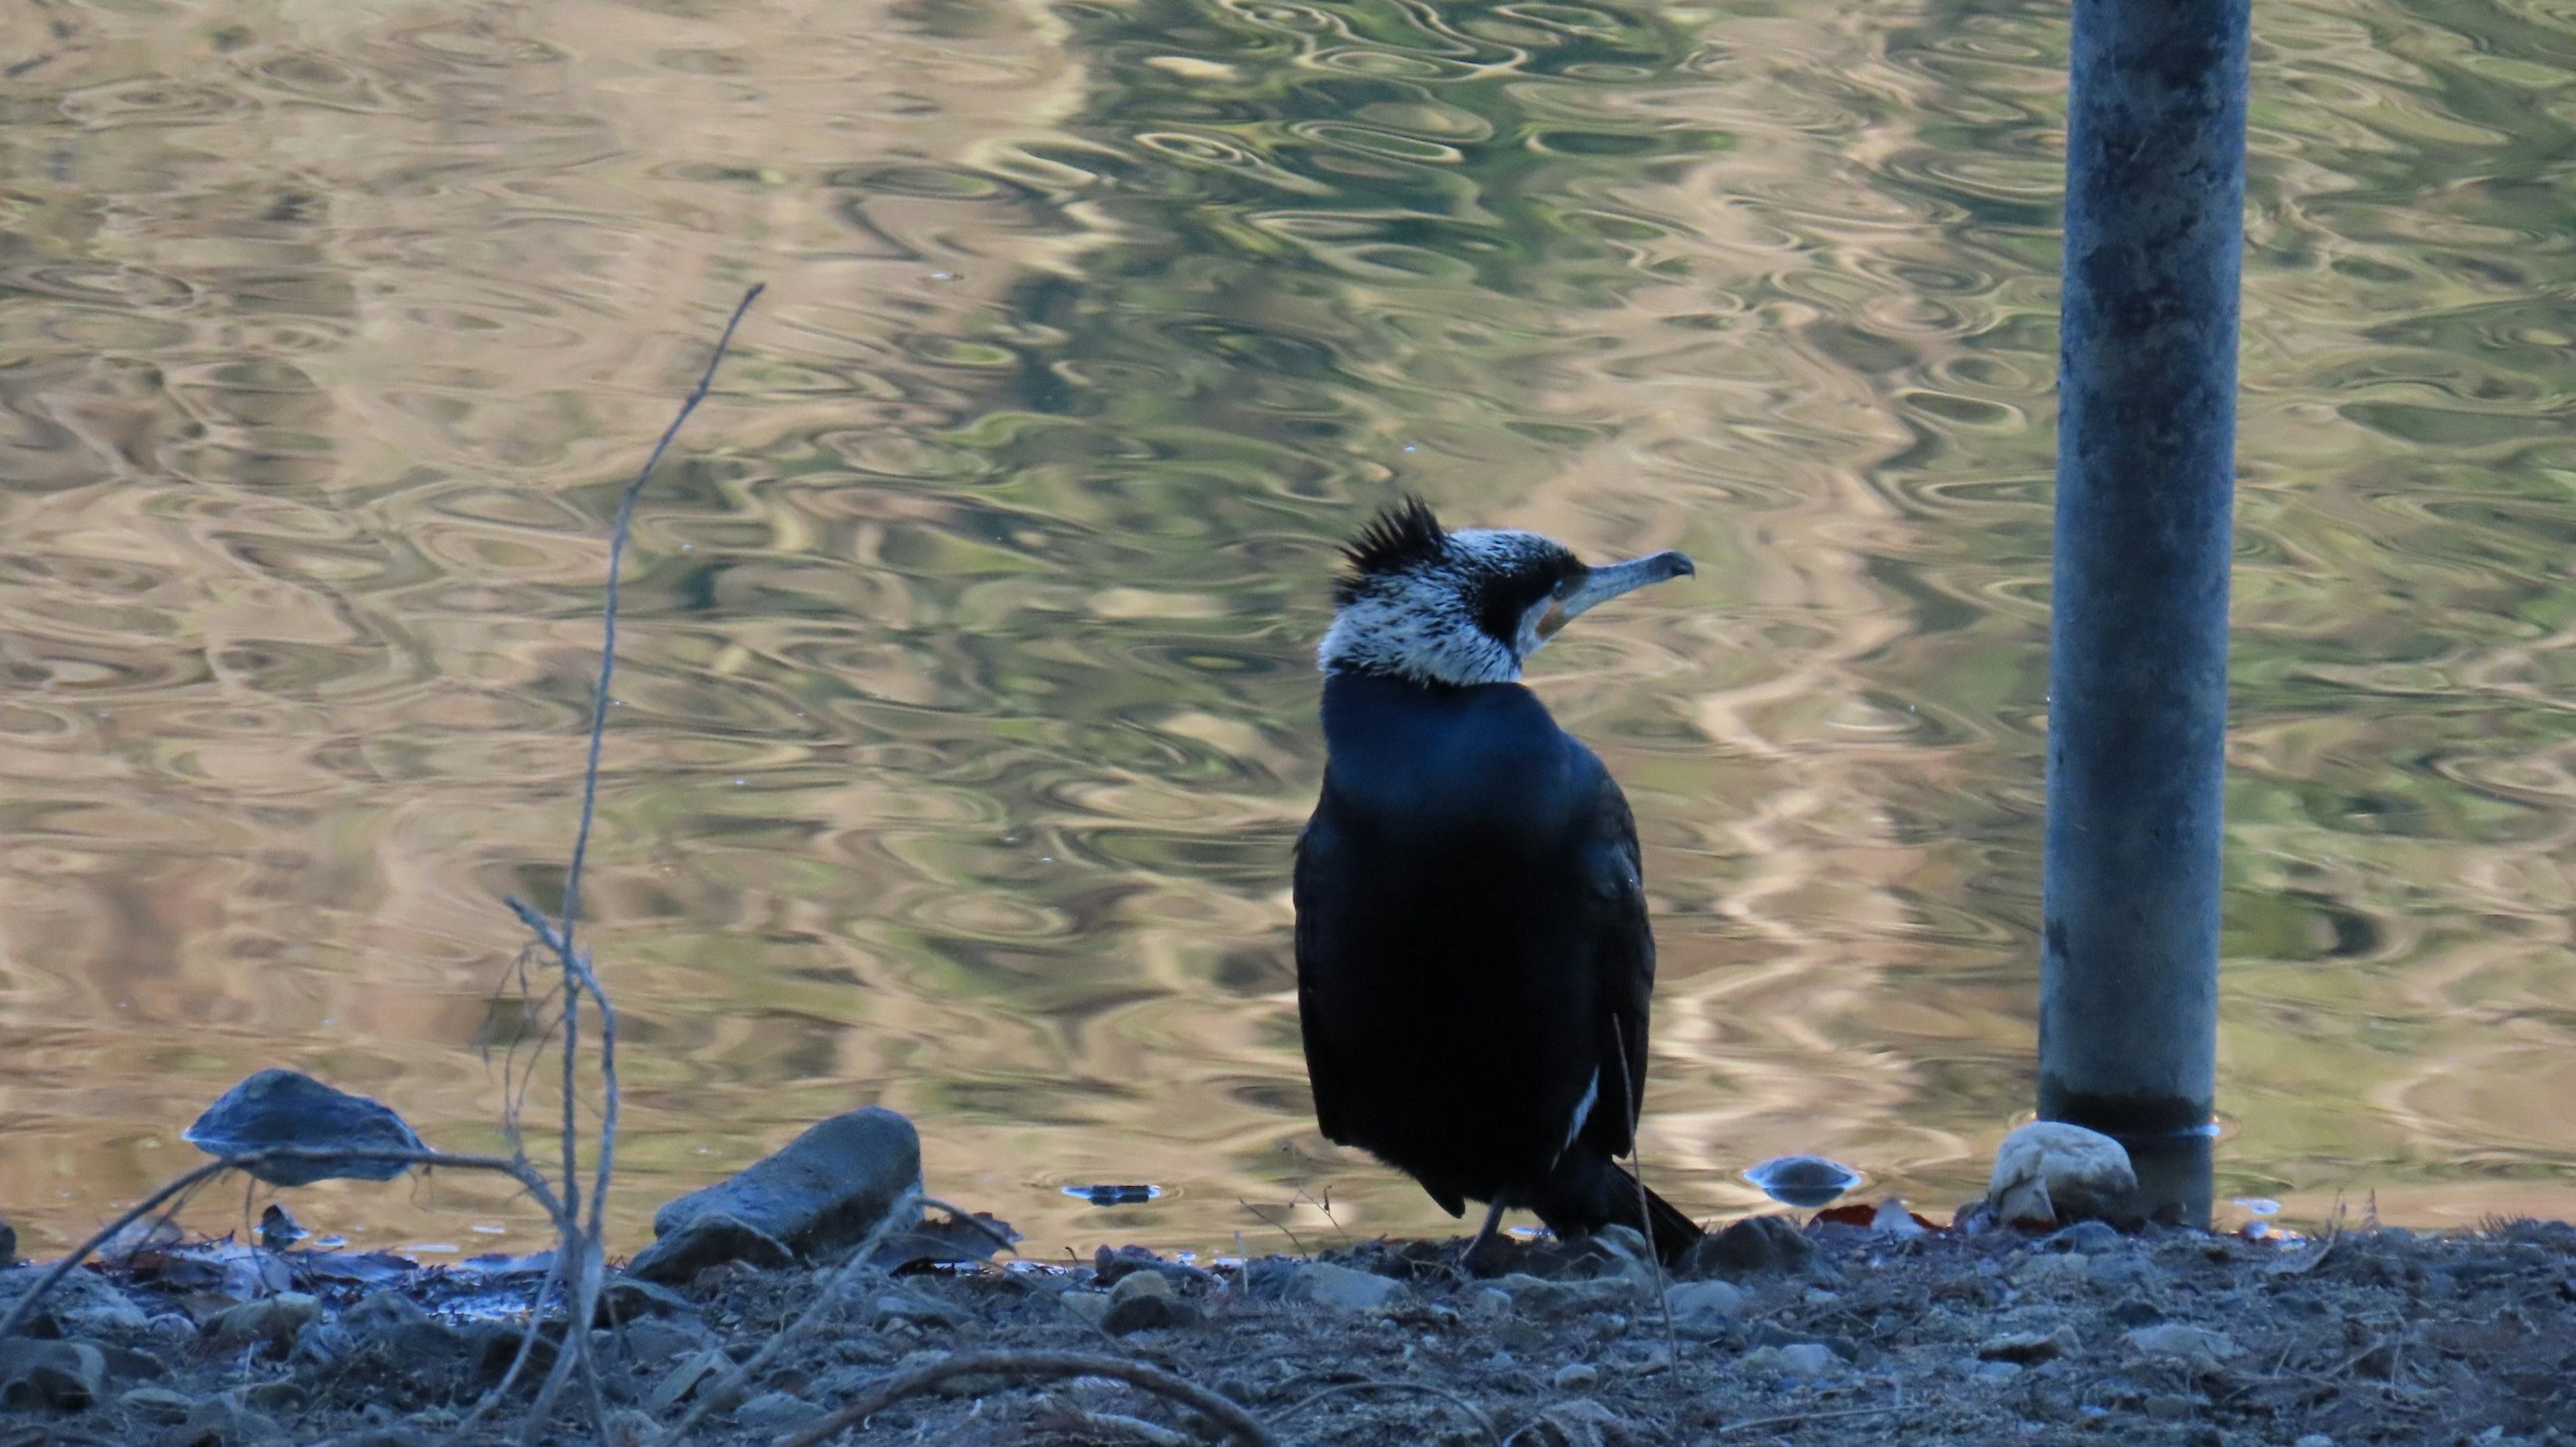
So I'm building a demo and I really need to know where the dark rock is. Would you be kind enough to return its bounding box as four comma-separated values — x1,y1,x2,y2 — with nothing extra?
256,1205,307,1253
344,1291,458,1359
182,1071,426,1187
627,1213,796,1286
647,1108,920,1261
0,1265,150,1336
170,1389,286,1446
0,1335,105,1410
205,1293,321,1350
1681,1214,1819,1279
1098,1271,1201,1334
97,1343,169,1381
597,1276,696,1323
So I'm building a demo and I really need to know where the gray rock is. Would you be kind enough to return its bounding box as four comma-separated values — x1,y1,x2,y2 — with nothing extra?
1680,1215,1821,1280
1980,1325,2080,1364
0,1336,105,1410
1549,1362,1599,1391
207,1292,322,1350
1662,1279,1745,1339
2123,1322,2239,1372
292,1320,358,1366
2084,1254,2165,1293
597,1277,695,1322
1988,1122,2136,1229
2046,1220,2124,1253
1774,1342,1835,1377
344,1291,457,1359
176,1390,286,1446
182,1070,426,1187
1100,1291,1200,1334
645,1349,731,1413
621,1317,714,1368
625,1212,796,1286
1488,1273,1637,1320
1057,1291,1112,1328
734,1391,821,1431
871,1291,967,1331
0,1265,150,1335
121,1385,197,1424
1283,1262,1409,1312
648,1108,921,1260
97,1342,168,1381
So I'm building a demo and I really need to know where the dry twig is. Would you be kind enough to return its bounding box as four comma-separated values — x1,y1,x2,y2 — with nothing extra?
1273,1378,1502,1444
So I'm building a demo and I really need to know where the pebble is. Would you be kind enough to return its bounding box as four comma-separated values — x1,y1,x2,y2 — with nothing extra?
1282,1262,1409,1312
1662,1279,1745,1339
2124,1323,2241,1372
1979,1325,2079,1364
1550,1361,1600,1391
734,1391,822,1430
1487,1272,1636,1320
645,1107,921,1260
207,1292,323,1350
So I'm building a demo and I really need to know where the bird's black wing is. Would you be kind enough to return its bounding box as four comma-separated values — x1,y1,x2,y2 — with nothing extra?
1573,753,1656,1161
1291,806,1352,1146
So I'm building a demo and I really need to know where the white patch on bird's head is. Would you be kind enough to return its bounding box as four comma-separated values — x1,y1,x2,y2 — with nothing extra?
1318,499,1585,686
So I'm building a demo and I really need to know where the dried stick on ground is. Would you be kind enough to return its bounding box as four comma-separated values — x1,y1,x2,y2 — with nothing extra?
486,283,761,1447
0,1146,567,1341
775,1350,1283,1447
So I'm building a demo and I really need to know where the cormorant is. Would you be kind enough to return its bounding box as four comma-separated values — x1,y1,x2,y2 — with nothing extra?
1293,498,1703,1266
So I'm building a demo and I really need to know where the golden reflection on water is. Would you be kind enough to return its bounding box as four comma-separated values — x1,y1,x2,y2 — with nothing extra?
2,0,2573,1260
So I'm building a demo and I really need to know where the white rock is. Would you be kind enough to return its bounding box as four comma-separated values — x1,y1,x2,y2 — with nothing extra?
1662,1279,1745,1339
1285,1263,1408,1312
2123,1323,2240,1372
1550,1362,1599,1391
1987,1122,2136,1228
1774,1342,1835,1377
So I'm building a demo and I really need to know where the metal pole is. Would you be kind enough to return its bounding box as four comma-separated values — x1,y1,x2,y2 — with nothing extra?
2039,0,2249,1228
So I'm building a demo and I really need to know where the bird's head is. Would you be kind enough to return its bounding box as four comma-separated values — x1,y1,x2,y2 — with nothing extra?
1318,497,1695,686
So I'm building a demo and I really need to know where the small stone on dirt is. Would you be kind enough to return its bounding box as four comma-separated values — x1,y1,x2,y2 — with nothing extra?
1663,1279,1745,1338
206,1292,321,1350
1550,1361,1599,1391
1980,1325,2079,1364
1283,1262,1409,1311
1680,1214,1821,1279
120,1385,197,1424
734,1391,821,1431
2123,1322,2239,1371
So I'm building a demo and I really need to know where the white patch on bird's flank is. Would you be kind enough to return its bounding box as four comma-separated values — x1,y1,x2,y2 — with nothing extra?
1557,1067,1600,1161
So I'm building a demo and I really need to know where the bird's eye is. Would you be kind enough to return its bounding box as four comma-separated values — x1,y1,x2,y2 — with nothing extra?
1552,576,1579,600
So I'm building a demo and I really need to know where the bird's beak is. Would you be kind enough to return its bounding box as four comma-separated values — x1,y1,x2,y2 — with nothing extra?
1538,549,1695,638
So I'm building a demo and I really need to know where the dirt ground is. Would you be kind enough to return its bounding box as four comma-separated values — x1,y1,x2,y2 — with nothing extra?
2,1212,2571,1446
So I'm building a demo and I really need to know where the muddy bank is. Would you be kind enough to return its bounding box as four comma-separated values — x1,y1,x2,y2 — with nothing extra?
1,1211,2569,1446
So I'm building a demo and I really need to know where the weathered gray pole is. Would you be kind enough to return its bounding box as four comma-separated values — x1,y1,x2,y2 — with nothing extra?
2039,0,2249,1228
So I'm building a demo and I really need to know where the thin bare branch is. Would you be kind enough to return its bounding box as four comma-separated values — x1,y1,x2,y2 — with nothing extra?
1273,1379,1501,1444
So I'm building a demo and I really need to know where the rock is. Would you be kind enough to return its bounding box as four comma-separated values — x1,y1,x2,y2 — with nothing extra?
734,1392,821,1431
622,1318,714,1368
1109,1270,1173,1307
1987,1122,2136,1229
1467,1287,1513,1318
175,1390,286,1445
647,1108,921,1261
0,1336,105,1410
1506,1399,1628,1447
1487,1273,1635,1320
1100,1292,1200,1335
2010,1252,2088,1288
97,1343,169,1381
1282,1263,1409,1312
1980,1325,2080,1364
182,1070,426,1187
1662,1280,1745,1339
1741,1156,1863,1208
1550,1362,1599,1391
1057,1291,1112,1327
292,1320,358,1366
2124,1323,2240,1372
1970,1358,2022,1382
597,1277,694,1322
0,1265,150,1335
206,1292,321,1350
2084,1254,2164,1293
2046,1220,2124,1254
626,1212,796,1286
1774,1342,1835,1377
121,1386,197,1424
1678,1215,1823,1280
645,1349,731,1413
871,1291,967,1331
345,1290,458,1360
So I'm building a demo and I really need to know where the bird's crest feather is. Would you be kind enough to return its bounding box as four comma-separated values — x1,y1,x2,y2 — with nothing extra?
1334,498,1447,605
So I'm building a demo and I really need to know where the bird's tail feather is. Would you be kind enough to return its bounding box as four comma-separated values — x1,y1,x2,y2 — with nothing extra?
1606,1163,1703,1266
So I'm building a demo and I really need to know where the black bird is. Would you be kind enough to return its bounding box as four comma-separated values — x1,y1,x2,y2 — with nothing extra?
1293,498,1702,1266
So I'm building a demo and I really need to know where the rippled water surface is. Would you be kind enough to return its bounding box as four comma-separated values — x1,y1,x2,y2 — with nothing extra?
5,0,2575,1258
